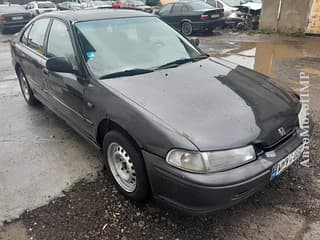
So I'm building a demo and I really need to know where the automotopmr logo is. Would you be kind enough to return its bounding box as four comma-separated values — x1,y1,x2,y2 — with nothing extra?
299,72,311,167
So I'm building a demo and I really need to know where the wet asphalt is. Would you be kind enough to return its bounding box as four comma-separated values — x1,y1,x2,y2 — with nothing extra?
0,30,320,240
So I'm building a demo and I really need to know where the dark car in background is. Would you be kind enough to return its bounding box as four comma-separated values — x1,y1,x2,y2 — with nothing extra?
146,0,159,6
57,1,82,10
157,0,224,35
11,9,306,214
0,4,31,33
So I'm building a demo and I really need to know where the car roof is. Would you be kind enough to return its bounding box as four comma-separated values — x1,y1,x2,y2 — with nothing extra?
43,9,151,22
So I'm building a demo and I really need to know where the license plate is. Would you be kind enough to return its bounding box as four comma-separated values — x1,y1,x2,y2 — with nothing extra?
211,14,220,18
271,144,304,180
12,16,23,20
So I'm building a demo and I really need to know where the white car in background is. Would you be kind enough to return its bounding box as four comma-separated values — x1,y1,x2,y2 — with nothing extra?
204,0,238,17
83,0,113,9
25,1,57,17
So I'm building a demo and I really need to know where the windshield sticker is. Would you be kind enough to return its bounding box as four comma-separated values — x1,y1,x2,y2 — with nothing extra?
86,51,95,59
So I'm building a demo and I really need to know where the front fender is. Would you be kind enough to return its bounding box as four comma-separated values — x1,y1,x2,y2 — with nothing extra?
86,81,198,157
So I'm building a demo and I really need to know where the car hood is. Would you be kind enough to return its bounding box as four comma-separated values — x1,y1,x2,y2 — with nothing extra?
101,58,300,151
239,2,261,10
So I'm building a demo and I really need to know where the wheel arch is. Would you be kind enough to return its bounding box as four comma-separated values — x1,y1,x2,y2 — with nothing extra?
15,62,22,73
180,18,192,26
96,118,142,151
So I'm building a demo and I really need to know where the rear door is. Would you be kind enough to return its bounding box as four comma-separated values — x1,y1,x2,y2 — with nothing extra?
45,18,90,134
18,18,50,96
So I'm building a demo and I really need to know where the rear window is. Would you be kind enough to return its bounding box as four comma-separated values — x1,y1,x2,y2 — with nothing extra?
187,1,214,10
0,5,25,13
38,2,56,8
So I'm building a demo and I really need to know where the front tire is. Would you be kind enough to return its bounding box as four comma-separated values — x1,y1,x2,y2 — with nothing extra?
17,68,40,106
103,130,151,201
181,21,193,36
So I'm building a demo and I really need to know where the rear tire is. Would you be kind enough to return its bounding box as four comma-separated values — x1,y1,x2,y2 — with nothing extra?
181,21,193,36
103,130,151,202
17,68,40,106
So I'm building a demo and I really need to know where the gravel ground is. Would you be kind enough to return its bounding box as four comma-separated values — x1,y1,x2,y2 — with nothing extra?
16,120,320,240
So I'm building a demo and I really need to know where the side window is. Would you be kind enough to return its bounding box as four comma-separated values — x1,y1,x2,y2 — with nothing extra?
46,20,77,67
21,25,32,45
27,18,50,54
181,4,189,12
171,4,183,14
159,4,172,16
207,0,217,7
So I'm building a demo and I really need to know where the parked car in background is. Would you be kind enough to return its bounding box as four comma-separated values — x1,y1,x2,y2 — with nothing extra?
25,1,57,17
84,0,113,9
0,4,31,33
113,0,157,7
204,0,238,17
146,0,159,6
57,1,82,10
120,0,153,13
65,0,92,8
157,0,224,35
11,9,306,215
209,0,261,29
203,0,241,27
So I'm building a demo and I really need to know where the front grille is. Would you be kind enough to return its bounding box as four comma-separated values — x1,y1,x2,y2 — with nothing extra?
255,127,298,154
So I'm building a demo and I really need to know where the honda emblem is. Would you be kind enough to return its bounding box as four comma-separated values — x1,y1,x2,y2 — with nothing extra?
278,127,286,137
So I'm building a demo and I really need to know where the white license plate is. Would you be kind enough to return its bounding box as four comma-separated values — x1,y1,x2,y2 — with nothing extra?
12,16,23,20
211,14,220,18
271,144,304,180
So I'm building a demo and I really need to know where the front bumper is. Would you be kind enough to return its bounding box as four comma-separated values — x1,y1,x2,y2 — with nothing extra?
143,129,304,215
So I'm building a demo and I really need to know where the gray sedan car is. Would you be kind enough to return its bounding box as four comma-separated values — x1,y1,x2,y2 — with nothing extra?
0,4,31,33
11,9,306,214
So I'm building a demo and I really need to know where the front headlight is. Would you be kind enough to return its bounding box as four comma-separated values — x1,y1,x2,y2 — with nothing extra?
166,146,256,174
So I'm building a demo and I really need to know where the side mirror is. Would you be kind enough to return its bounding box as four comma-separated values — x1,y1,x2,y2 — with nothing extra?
154,10,159,15
189,37,200,47
46,57,74,74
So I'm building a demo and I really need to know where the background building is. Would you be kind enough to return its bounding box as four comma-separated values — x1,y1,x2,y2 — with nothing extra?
259,0,320,34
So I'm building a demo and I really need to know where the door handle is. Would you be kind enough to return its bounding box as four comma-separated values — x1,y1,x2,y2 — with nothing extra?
42,68,49,75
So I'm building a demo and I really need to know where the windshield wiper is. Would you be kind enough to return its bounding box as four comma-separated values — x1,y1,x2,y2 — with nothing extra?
99,68,154,79
155,55,208,70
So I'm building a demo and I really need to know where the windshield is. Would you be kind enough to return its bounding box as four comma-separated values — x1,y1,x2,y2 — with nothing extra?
38,2,56,8
188,1,214,10
75,17,204,79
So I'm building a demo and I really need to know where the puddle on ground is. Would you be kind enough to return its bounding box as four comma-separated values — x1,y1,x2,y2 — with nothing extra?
212,37,320,84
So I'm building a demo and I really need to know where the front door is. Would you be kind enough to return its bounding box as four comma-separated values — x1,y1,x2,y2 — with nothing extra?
45,19,90,135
